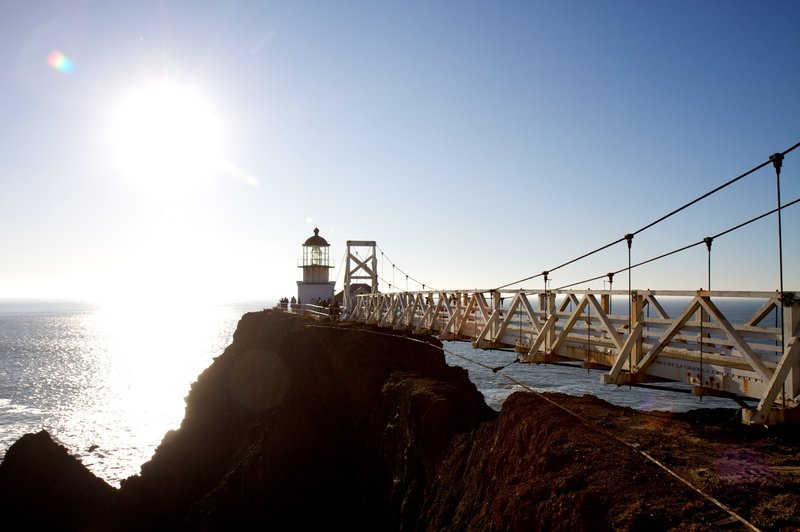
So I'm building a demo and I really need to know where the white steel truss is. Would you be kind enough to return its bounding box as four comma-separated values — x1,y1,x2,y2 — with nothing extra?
346,289,800,425
343,240,378,313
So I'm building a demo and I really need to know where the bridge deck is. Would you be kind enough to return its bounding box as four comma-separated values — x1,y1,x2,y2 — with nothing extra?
347,289,800,424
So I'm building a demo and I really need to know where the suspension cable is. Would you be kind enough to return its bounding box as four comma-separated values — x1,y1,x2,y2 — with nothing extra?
366,146,799,298
700,236,713,400
333,248,347,287
625,234,633,327
704,237,713,292
770,153,787,410
553,240,704,290
607,273,614,313
494,238,624,290
356,249,403,296
376,244,438,292
625,234,633,379
770,153,786,303
494,141,800,291
553,197,800,291
632,140,798,237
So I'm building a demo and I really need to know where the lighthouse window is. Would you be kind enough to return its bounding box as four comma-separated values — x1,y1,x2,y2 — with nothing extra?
311,246,322,264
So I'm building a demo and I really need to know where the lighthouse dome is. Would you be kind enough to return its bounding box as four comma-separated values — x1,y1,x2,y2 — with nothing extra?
303,227,329,247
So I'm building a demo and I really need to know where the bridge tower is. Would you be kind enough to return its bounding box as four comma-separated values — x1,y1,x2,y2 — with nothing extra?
297,228,335,306
343,240,378,313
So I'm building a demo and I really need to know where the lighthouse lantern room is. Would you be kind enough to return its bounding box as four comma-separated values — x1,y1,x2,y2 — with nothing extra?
297,227,335,306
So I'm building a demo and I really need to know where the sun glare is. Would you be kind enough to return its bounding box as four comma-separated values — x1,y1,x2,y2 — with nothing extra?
110,82,225,193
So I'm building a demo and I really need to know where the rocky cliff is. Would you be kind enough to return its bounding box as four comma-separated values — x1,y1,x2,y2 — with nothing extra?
1,310,797,530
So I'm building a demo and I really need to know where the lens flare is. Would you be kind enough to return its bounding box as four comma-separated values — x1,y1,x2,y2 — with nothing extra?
716,446,770,485
47,50,75,74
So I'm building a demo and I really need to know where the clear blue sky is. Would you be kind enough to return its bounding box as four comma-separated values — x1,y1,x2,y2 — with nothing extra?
1,0,798,303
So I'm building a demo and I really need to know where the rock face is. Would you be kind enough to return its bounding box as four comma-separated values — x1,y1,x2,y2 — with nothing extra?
0,430,116,530
1,310,796,530
117,311,494,530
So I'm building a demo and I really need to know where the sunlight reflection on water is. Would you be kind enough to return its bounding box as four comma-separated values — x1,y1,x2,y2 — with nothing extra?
0,300,269,486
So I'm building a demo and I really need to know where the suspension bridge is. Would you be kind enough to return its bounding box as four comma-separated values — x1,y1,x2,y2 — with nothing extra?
326,144,800,425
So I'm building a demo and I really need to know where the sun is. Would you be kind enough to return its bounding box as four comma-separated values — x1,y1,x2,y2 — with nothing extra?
109,81,225,193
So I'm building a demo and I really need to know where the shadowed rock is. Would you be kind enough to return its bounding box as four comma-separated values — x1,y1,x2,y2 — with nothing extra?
116,311,494,530
0,430,116,530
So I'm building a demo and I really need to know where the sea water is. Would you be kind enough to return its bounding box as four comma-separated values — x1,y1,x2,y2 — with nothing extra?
0,298,765,486
0,299,266,486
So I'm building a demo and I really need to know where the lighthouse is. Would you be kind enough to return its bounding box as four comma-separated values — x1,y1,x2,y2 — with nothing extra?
297,227,335,307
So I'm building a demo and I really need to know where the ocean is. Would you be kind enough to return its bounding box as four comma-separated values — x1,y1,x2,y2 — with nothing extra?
0,298,750,487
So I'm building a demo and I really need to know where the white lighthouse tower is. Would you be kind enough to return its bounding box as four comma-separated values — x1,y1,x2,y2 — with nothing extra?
297,227,335,307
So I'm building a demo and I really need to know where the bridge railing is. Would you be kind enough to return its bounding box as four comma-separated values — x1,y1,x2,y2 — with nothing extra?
347,289,799,424
277,303,342,321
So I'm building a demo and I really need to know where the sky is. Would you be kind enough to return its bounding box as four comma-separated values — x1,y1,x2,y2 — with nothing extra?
1,0,798,304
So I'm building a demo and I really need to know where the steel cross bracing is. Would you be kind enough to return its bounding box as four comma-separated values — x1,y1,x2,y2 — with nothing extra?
346,289,800,425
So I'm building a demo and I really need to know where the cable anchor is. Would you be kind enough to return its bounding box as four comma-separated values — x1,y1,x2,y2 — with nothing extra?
769,152,783,177
624,233,634,249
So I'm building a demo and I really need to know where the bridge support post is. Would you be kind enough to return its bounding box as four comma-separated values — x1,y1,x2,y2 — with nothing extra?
455,292,461,336
546,292,556,353
743,298,800,424
492,291,502,343
786,299,800,401
630,291,643,367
